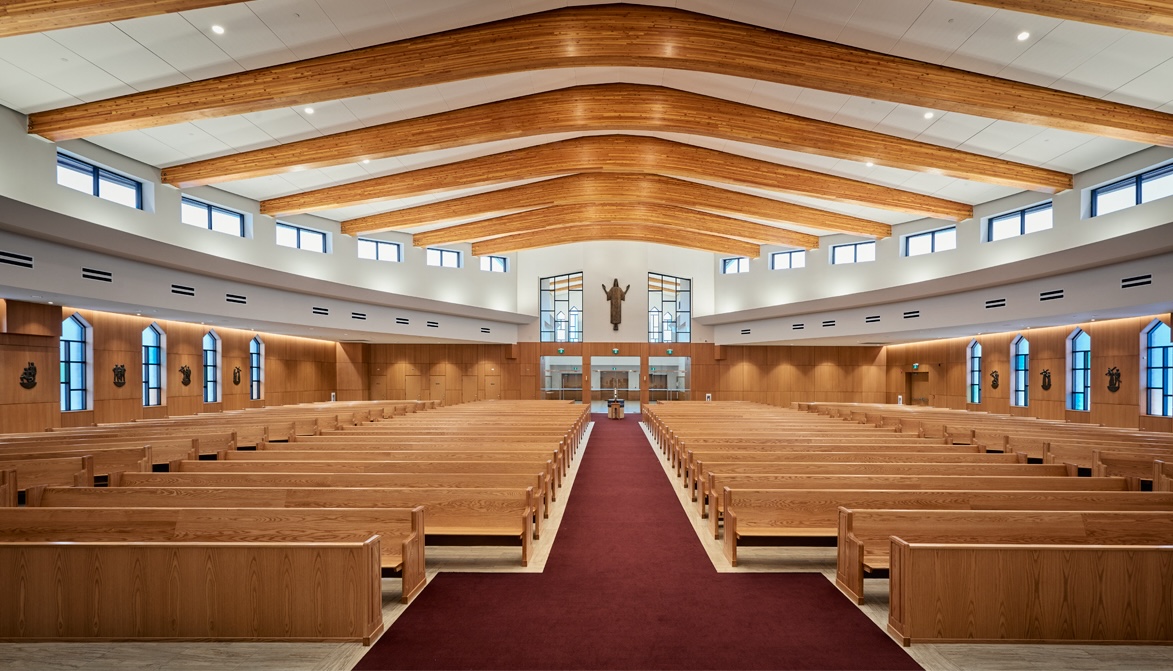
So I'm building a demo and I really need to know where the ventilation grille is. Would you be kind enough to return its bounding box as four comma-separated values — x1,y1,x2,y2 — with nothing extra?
350,312,367,321
740,328,751,335
903,310,920,319
171,284,195,297
225,293,247,305
426,321,439,328
311,306,329,316
822,320,835,328
1039,289,1064,302
985,298,1007,309
395,317,410,325
792,323,805,330
81,267,112,283
0,250,33,269
480,327,491,334
865,315,881,324
1122,274,1152,289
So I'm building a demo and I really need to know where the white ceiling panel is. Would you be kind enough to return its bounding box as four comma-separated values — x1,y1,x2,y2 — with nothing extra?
217,173,306,200
0,33,135,102
836,0,931,53
942,9,1060,78
178,3,296,71
913,111,995,149
1040,136,1142,174
88,131,192,168
677,0,795,32
828,97,900,132
1105,55,1173,110
297,100,364,134
189,116,278,154
931,179,1016,203
788,88,850,122
141,123,236,161
999,128,1097,167
315,0,404,49
382,0,537,40
889,0,994,65
240,107,321,143
1061,33,1173,105
45,24,188,92
784,0,862,41
660,70,757,105
249,0,352,59
437,71,538,110
745,79,804,114
994,20,1116,90
956,119,1045,157
115,13,241,81
0,58,78,111
872,103,942,141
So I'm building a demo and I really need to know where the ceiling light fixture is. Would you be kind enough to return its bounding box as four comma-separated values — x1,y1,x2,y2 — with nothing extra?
362,159,370,164
923,111,934,120
865,161,874,167
304,107,314,115
1017,31,1030,41
211,25,225,35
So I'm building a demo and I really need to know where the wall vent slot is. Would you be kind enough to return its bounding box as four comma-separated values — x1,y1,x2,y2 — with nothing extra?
171,284,195,297
395,317,410,325
311,307,329,316
0,250,33,269
822,320,836,328
985,298,1007,309
81,267,112,283
350,312,367,321
480,327,491,334
1039,289,1064,302
903,310,920,319
225,293,247,305
740,328,752,335
865,315,881,324
1121,274,1152,289
792,323,804,330
426,321,439,328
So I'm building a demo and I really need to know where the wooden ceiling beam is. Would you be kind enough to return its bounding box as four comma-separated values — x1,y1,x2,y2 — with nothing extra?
471,223,762,257
412,202,821,249
26,5,1173,145
955,1,1173,37
344,173,892,238
0,0,247,38
162,84,1070,193
261,135,972,221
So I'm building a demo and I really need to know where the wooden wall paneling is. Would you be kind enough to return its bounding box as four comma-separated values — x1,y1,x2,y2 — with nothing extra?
29,5,1173,146
1,300,59,337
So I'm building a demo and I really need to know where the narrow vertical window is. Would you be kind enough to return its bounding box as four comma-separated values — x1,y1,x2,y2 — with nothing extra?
249,336,264,401
967,340,982,404
540,272,583,343
1068,329,1091,411
648,273,690,343
203,330,220,403
142,324,164,407
1011,335,1029,407
60,314,90,411
1144,320,1172,417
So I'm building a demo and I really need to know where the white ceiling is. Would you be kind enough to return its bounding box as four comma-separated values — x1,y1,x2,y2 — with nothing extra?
1,0,1171,234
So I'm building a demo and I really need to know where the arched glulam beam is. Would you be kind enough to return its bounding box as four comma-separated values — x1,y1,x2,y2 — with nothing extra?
0,0,247,38
162,84,1070,193
412,202,821,249
26,5,1173,145
471,223,761,257
260,135,973,222
956,0,1173,37
345,173,891,239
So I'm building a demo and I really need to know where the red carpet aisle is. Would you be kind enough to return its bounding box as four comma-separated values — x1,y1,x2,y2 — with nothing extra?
355,415,921,670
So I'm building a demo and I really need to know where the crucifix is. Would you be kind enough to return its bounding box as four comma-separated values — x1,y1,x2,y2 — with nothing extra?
602,278,630,331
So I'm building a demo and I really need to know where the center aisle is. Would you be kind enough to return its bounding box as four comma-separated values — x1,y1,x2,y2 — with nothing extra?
355,415,920,670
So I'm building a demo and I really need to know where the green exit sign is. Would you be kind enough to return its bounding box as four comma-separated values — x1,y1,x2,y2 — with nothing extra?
912,363,920,370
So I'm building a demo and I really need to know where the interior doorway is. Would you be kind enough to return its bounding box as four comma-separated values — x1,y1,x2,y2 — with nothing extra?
590,356,640,414
540,356,583,402
905,371,930,406
648,356,690,403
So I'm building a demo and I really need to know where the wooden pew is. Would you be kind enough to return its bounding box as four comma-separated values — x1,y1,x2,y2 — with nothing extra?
0,539,384,644
678,442,986,481
0,470,14,508
887,540,1173,645
706,474,1129,536
113,471,549,537
0,446,151,479
27,485,536,566
836,509,1173,605
0,506,426,603
0,455,94,490
721,488,1173,566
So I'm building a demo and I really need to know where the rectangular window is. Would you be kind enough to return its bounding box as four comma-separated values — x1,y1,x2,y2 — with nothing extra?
831,240,876,265
769,250,806,270
357,238,402,262
987,202,1053,241
275,222,327,253
56,153,142,210
905,227,957,256
181,197,244,236
648,273,691,343
721,257,750,274
540,272,583,343
480,256,508,272
1092,163,1173,217
426,247,461,268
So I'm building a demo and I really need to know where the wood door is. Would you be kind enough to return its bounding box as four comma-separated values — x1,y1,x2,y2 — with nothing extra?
462,375,479,403
907,372,929,405
485,375,502,400
561,373,582,390
431,376,446,402
649,374,668,389
406,375,421,400
370,368,387,400
600,371,628,399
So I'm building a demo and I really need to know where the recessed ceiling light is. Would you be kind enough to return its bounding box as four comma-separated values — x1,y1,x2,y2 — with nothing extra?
923,111,934,120
865,161,874,167
304,107,315,115
211,25,225,35
362,159,370,164
1017,31,1030,41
